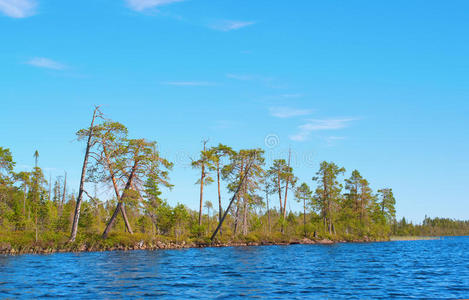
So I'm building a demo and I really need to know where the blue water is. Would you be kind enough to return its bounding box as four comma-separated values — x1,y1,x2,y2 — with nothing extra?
1,237,468,299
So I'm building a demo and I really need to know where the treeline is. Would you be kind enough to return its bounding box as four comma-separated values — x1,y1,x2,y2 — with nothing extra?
394,216,469,237
0,108,399,247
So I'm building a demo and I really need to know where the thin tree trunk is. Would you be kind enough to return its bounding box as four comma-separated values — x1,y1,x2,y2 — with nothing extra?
207,207,211,233
49,175,52,201
198,142,207,227
303,199,306,237
103,143,133,234
199,165,205,227
217,162,222,223
35,210,38,242
233,160,244,235
103,202,122,238
120,204,133,234
60,171,66,217
23,186,26,216
242,171,249,235
242,197,248,235
283,148,291,219
70,106,99,242
233,199,239,235
266,191,271,234
323,175,328,234
102,160,138,239
277,173,283,215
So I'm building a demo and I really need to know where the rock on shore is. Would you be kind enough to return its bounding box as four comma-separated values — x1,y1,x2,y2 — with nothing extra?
0,238,339,255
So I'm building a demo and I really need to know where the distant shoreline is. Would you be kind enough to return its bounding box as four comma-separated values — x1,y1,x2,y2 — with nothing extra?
390,236,441,241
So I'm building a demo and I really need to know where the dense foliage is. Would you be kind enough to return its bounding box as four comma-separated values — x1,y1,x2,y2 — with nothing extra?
394,217,469,237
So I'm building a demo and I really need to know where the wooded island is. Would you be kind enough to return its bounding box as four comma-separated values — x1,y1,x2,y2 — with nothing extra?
0,108,467,254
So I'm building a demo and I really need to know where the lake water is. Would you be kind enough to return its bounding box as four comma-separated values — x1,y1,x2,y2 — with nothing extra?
1,237,468,299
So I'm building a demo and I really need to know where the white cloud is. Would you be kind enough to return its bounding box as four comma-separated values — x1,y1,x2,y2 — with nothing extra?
26,57,66,70
290,118,356,141
160,81,215,86
269,107,312,118
210,20,255,32
226,73,254,81
289,132,309,142
226,73,287,89
226,73,273,82
126,0,184,12
0,0,37,18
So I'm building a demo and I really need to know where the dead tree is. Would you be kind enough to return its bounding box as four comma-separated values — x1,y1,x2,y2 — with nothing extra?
69,106,100,242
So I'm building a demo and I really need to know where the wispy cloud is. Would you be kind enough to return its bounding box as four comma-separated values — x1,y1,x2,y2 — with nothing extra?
226,73,274,83
290,118,356,141
126,0,184,12
0,0,37,18
26,57,66,70
160,81,215,86
226,73,256,81
226,73,288,89
210,20,255,32
269,107,313,118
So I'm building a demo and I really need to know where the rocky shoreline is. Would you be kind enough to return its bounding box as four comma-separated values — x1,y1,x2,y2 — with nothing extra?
0,238,341,255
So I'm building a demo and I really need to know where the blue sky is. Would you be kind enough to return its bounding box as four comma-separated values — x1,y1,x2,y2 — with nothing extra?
1,0,468,222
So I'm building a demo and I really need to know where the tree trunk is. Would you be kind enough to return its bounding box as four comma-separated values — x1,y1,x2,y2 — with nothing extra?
233,160,244,235
120,204,133,234
217,162,222,223
277,173,283,214
49,175,52,202
103,143,133,234
266,191,271,234
60,171,66,217
70,107,99,242
303,199,306,237
242,196,248,235
207,207,211,233
102,160,138,239
283,182,289,219
210,160,254,241
198,142,207,227
23,185,26,216
198,165,205,226
233,199,239,235
102,202,122,239
35,210,38,242
283,149,291,220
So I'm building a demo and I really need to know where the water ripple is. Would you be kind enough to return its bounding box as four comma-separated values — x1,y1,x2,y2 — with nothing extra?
1,238,469,298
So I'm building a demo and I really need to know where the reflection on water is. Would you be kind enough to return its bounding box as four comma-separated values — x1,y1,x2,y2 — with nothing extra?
1,237,469,298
